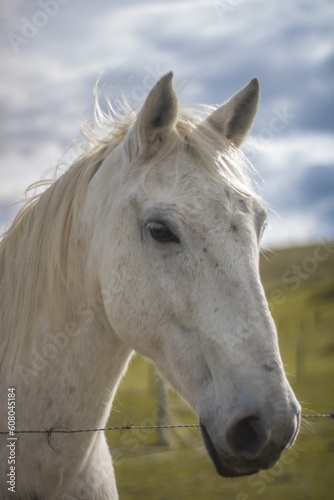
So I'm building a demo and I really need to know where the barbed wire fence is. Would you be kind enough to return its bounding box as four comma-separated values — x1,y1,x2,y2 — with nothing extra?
1,412,333,437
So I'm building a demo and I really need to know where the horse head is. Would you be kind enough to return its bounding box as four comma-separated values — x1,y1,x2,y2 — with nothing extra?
83,72,300,478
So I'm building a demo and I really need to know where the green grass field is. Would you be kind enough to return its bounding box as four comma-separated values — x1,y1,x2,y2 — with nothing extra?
106,242,334,499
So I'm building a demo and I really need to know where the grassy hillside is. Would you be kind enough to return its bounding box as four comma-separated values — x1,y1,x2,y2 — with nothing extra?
106,242,334,499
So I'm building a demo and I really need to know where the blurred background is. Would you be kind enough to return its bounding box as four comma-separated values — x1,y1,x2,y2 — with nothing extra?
1,1,333,499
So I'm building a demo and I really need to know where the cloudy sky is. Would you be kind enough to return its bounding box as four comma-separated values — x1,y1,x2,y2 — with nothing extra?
1,0,333,248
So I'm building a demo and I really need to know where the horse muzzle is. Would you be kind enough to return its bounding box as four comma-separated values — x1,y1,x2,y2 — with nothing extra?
200,409,300,478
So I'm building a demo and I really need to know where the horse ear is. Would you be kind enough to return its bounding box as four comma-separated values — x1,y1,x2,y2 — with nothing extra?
137,71,179,152
207,78,260,147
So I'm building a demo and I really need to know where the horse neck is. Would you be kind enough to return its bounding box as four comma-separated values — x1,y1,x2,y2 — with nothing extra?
1,216,132,437
0,142,135,437
1,283,133,444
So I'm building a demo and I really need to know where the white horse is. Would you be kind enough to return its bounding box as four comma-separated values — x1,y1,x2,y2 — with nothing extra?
0,72,300,499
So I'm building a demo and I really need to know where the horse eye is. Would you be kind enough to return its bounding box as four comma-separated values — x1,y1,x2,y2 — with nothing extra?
146,221,180,244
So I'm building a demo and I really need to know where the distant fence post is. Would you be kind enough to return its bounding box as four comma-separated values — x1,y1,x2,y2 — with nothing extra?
156,374,168,445
296,315,309,382
296,336,304,382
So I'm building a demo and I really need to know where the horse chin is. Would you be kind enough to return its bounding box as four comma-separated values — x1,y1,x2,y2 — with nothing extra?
200,422,272,478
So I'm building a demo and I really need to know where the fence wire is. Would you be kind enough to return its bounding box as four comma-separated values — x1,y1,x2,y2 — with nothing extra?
1,413,333,436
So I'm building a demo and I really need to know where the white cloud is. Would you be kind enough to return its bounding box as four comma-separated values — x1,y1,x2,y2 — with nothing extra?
250,133,334,247
262,211,320,249
248,133,334,174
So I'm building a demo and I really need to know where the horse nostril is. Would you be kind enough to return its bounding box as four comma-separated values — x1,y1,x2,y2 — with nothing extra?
226,416,270,460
